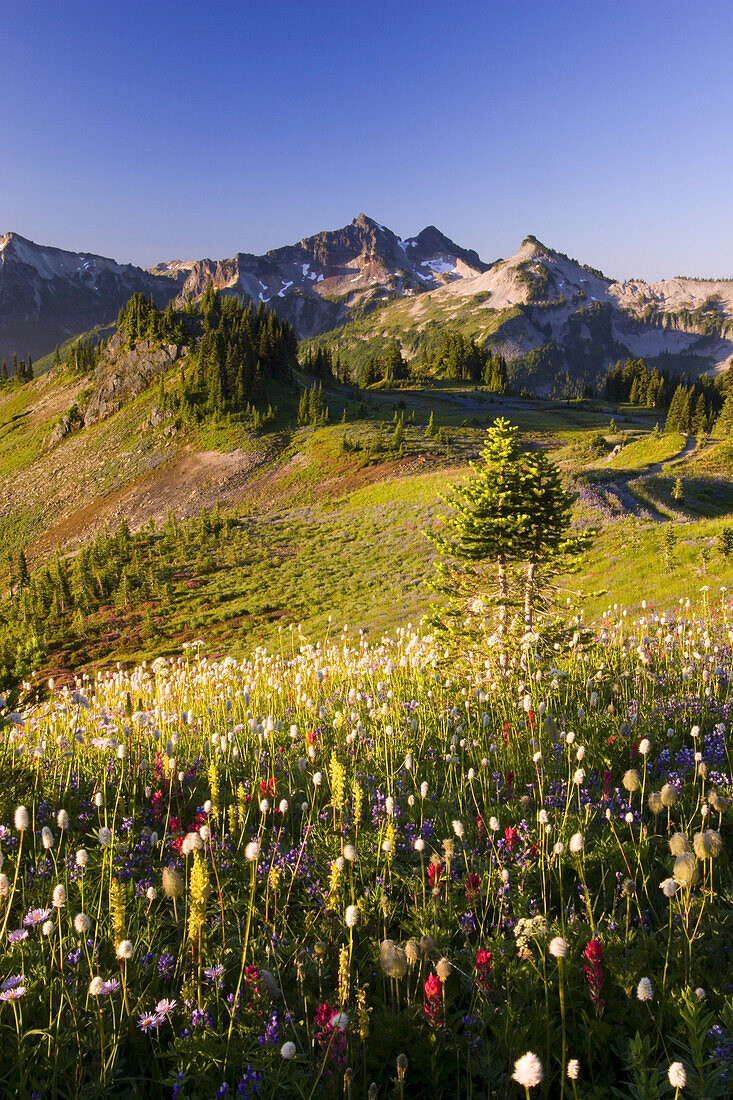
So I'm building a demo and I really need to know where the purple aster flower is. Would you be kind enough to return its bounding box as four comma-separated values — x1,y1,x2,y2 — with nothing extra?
204,963,225,988
101,979,120,994
7,930,28,945
155,998,176,1018
1,975,24,992
23,908,52,928
137,1011,162,1032
0,986,26,1001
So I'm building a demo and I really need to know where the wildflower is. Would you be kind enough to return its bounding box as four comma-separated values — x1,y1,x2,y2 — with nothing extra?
345,905,359,928
549,937,568,958
98,827,112,847
14,806,29,832
74,913,91,934
137,1011,161,1032
673,852,697,886
181,832,203,856
648,792,663,815
669,832,689,856
405,940,419,965
420,782,428,798
435,957,452,981
343,844,355,861
8,929,28,944
567,1060,580,1080
622,769,640,792
512,1051,543,1089
330,1011,348,1030
245,840,260,861
379,940,407,979
554,842,565,855
573,768,585,786
0,875,9,897
660,878,677,897
452,820,464,839
0,986,26,1002
280,1041,296,1060
569,833,584,854
116,940,134,960
42,921,53,936
583,938,604,1009
423,973,442,1027
661,784,678,808
419,934,434,955
23,907,52,928
414,838,425,852
312,772,322,787
41,827,54,849
668,1062,687,1089
162,867,184,898
52,884,66,908
155,998,176,1018
89,977,106,996
76,849,89,867
637,977,653,1002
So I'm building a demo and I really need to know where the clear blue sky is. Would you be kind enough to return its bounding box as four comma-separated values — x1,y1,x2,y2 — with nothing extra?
2,0,732,280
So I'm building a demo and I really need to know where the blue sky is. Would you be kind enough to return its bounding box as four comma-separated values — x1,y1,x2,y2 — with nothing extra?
2,0,732,279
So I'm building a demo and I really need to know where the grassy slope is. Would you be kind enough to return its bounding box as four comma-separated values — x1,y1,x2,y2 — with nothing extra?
3,359,733,684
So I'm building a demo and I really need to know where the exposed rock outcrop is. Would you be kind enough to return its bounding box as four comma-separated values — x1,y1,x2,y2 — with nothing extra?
83,332,186,427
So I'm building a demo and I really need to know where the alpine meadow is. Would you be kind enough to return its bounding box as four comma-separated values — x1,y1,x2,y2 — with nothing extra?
4,3,733,1098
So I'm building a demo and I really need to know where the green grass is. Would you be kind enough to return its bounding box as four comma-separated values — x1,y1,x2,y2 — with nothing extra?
606,431,686,470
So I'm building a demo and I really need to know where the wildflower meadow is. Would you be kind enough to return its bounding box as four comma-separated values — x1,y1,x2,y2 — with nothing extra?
1,594,733,1098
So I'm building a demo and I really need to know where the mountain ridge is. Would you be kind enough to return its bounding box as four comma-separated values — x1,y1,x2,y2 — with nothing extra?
2,216,733,383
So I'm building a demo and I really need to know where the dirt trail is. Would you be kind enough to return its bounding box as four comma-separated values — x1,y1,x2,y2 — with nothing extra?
584,434,698,523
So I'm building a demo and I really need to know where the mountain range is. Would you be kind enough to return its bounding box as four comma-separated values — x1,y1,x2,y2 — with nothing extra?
2,214,732,386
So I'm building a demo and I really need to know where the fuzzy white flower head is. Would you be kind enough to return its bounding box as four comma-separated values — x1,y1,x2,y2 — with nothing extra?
245,840,260,861
668,1062,687,1089
435,957,452,981
57,809,69,830
330,1011,348,1030
345,905,359,928
280,1041,297,1060
489,817,500,832
199,825,210,842
94,792,104,808
538,809,549,826
116,940,134,960
312,772,323,787
660,877,678,898
637,977,653,1002
501,869,510,884
279,799,289,814
98,827,112,848
566,731,576,744
74,913,91,934
146,886,157,902
625,812,634,825
554,842,565,856
420,781,429,799
573,769,585,787
76,849,88,868
513,1051,543,1089
203,800,213,814
41,826,54,850
89,977,105,996
576,745,585,761
567,1060,580,1081
638,738,650,756
690,725,700,738
549,937,568,958
14,806,29,832
52,884,66,908
452,820,464,839
0,874,9,897
42,920,53,936
569,833,584,854
181,832,203,857
414,838,425,852
343,844,356,861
